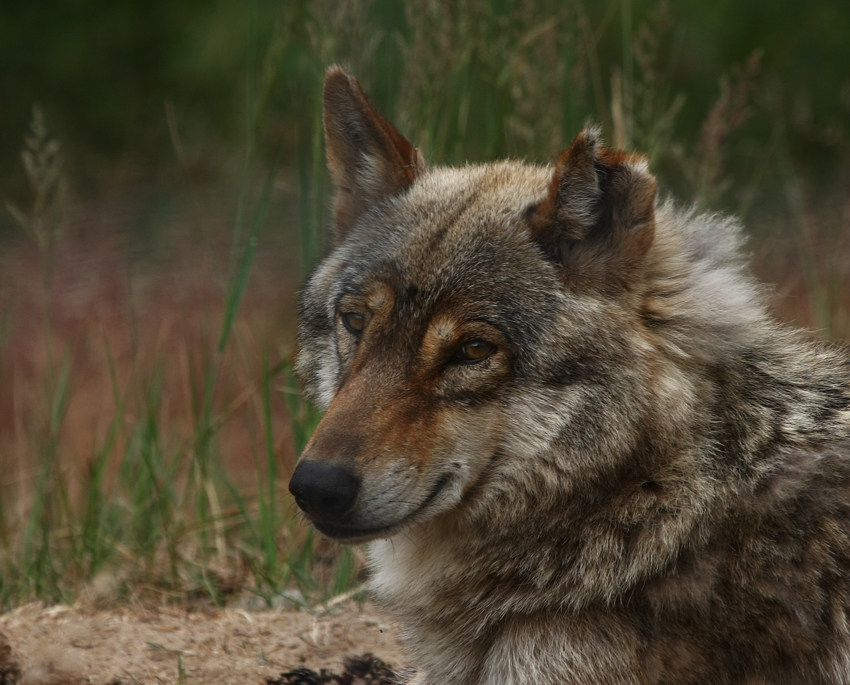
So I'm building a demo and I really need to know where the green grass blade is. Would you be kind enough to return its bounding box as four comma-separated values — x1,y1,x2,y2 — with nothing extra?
330,545,356,597
218,163,278,354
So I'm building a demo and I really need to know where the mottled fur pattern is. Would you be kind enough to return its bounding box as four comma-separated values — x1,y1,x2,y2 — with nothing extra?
290,67,850,684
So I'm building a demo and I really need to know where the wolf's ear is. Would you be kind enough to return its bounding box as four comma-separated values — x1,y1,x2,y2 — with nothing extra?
529,128,656,291
323,67,426,244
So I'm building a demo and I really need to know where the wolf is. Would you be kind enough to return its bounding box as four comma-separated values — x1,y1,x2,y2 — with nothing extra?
288,67,850,684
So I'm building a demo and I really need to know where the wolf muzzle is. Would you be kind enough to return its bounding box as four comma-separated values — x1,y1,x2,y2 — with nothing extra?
288,460,360,521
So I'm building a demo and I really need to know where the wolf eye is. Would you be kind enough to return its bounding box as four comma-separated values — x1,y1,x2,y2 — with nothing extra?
455,340,495,363
341,311,366,335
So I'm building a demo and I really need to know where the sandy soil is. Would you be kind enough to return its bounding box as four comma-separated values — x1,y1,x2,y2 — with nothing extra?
0,601,409,684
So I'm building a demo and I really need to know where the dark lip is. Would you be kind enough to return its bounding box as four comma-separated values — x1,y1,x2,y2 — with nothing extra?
307,473,451,543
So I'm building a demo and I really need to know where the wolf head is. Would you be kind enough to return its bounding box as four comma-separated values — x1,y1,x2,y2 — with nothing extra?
290,67,709,544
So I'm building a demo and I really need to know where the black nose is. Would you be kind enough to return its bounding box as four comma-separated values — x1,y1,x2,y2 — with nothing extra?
288,461,360,520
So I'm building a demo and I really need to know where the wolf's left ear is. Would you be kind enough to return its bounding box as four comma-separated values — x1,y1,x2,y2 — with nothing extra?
529,128,656,291
323,67,426,245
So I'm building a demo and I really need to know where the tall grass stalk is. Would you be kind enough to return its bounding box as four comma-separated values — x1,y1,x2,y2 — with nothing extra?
79,346,123,576
20,353,71,600
778,141,836,337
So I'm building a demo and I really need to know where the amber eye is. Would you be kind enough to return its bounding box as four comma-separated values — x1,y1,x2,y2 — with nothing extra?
455,340,495,363
341,311,366,335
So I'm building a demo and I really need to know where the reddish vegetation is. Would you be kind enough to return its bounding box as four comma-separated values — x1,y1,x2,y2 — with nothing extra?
751,188,850,342
0,193,303,514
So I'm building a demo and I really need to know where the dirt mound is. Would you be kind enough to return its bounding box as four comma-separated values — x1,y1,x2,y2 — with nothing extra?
0,602,408,684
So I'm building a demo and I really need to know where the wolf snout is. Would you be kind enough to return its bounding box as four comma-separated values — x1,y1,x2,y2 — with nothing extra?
288,460,360,520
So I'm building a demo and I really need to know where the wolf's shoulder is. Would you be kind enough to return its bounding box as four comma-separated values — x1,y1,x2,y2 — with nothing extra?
703,442,850,597
737,443,850,524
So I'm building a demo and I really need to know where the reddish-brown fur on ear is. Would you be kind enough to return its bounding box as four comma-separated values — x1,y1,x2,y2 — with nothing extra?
530,128,657,292
324,67,426,244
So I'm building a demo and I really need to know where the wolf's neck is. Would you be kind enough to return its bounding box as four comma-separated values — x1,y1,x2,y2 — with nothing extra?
704,334,850,473
645,202,850,469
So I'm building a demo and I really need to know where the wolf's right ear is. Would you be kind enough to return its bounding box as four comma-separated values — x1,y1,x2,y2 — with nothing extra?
323,67,426,245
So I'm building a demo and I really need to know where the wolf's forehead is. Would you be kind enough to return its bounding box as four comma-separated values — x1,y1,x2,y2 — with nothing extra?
329,161,557,315
383,162,552,282
404,162,551,232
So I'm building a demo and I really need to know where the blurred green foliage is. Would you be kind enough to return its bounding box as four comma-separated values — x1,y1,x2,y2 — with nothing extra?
1,0,849,210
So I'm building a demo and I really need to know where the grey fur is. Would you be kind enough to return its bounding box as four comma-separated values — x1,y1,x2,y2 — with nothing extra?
291,68,850,684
